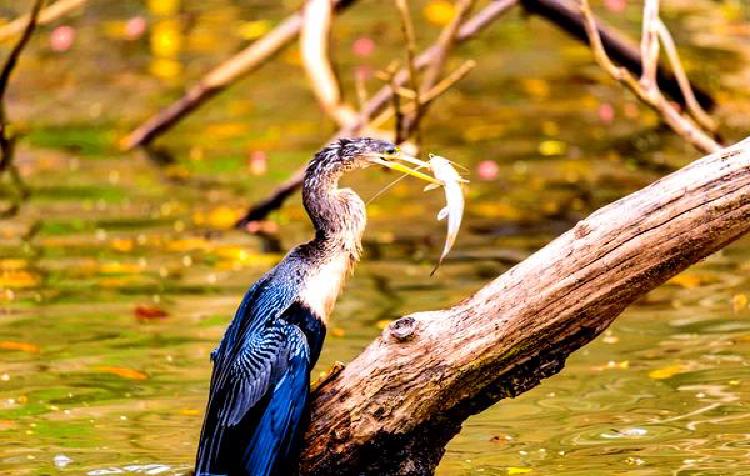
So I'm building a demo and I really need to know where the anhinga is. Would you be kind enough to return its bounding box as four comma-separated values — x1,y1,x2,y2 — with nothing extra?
195,137,439,475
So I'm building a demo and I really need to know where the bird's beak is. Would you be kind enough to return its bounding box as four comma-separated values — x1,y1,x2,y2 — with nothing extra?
365,152,443,185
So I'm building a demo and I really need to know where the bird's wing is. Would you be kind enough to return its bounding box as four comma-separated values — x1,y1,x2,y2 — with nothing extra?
196,318,306,475
242,323,311,475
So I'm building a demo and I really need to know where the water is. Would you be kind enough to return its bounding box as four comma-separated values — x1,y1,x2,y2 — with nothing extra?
2,0,750,474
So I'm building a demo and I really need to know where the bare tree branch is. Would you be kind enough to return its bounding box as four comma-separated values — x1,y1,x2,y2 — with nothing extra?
301,0,357,127
120,0,359,150
234,0,518,228
519,0,714,111
393,0,422,143
0,0,84,42
579,0,720,154
0,0,43,218
653,19,715,132
403,0,475,139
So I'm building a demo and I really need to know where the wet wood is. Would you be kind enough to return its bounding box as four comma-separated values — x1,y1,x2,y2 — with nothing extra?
301,137,750,475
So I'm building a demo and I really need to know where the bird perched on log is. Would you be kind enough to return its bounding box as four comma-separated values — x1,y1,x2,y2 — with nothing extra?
194,137,440,475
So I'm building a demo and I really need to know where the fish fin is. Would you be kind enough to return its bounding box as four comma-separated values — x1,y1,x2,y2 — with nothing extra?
423,183,441,192
437,206,449,221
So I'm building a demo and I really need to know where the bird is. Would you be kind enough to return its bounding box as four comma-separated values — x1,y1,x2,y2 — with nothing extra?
194,137,439,476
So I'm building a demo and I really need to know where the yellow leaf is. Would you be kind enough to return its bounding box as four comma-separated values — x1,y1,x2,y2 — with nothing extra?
649,364,686,380
0,270,39,288
111,238,134,252
148,0,180,16
733,294,747,313
99,262,142,274
237,20,270,40
205,206,243,229
95,366,148,380
151,19,181,57
0,341,40,353
668,273,701,289
0,259,27,270
150,58,181,80
508,468,532,475
165,237,210,252
538,140,566,156
521,78,550,99
424,0,455,26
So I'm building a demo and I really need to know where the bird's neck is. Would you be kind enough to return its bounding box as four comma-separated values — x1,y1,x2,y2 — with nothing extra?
302,168,366,261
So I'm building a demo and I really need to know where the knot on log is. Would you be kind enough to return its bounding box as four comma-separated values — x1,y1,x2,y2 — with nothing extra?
387,316,416,342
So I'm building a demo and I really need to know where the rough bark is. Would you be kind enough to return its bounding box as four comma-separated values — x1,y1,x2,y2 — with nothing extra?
300,137,750,475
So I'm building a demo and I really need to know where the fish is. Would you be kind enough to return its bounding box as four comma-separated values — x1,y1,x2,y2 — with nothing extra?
427,154,466,275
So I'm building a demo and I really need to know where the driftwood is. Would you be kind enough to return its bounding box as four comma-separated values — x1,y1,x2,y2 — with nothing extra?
299,136,750,475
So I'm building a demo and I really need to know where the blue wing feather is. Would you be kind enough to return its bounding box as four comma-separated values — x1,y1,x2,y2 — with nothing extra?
195,272,326,476
243,325,310,475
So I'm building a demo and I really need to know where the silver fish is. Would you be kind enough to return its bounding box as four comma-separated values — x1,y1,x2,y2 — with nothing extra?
427,155,466,275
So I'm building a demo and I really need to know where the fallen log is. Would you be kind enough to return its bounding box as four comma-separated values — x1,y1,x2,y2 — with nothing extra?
300,136,750,475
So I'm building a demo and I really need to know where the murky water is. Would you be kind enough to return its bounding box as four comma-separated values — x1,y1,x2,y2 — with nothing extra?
2,1,750,474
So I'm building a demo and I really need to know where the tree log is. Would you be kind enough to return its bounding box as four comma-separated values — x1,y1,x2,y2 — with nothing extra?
300,137,750,475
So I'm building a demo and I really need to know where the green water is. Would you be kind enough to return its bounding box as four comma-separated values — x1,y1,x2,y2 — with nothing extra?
2,0,750,474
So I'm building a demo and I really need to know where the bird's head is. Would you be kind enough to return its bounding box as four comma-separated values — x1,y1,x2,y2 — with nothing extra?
309,136,440,184
303,136,439,244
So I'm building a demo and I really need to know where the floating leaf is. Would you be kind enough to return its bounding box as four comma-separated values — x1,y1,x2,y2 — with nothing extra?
111,238,134,252
95,366,148,380
134,305,169,321
508,468,532,475
648,364,686,380
733,294,747,313
0,270,39,288
0,341,40,353
668,272,702,289
538,140,566,156
205,206,243,229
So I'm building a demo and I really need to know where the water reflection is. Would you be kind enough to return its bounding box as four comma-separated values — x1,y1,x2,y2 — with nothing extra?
1,0,750,475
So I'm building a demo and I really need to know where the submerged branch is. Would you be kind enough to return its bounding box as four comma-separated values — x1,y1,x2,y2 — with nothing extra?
301,137,750,474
